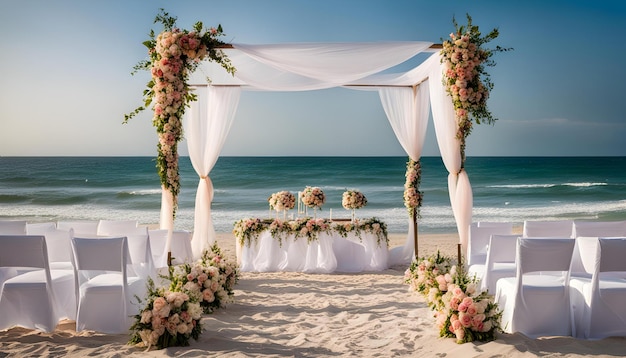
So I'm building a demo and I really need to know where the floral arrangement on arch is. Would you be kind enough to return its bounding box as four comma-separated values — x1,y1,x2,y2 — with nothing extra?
301,186,326,209
124,9,235,215
129,244,240,350
268,191,296,212
404,251,502,344
440,14,510,166
403,158,423,220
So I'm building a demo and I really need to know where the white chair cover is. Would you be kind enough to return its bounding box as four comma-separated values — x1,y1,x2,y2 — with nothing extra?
0,235,74,332
573,221,626,238
475,222,514,230
570,237,626,339
71,236,143,333
466,224,513,274
97,220,139,236
170,230,194,265
26,222,57,235
480,234,519,294
495,238,576,338
147,229,169,268
57,221,98,236
45,228,75,270
523,220,574,238
0,220,26,235
125,226,155,280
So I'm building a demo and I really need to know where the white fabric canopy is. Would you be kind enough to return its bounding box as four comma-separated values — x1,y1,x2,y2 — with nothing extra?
174,42,473,262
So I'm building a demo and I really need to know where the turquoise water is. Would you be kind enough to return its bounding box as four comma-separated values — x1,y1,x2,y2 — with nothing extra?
1,156,625,233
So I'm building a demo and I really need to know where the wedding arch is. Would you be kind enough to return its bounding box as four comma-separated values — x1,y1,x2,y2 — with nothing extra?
172,41,474,265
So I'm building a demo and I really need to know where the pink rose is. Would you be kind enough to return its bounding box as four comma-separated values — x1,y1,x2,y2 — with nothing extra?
459,312,472,328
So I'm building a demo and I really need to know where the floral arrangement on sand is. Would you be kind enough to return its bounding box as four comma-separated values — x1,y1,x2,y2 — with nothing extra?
129,244,239,350
167,244,239,314
301,186,326,209
129,278,203,350
403,158,423,220
268,191,296,212
404,251,502,344
440,14,510,166
233,217,388,247
124,9,235,215
341,190,367,210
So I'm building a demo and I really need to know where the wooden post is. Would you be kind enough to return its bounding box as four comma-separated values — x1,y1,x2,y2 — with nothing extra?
168,251,172,267
457,243,462,267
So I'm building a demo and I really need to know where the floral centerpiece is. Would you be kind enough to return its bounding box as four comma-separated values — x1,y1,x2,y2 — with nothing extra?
290,217,331,243
124,9,235,215
342,189,367,222
440,14,510,167
404,252,502,344
268,191,296,211
333,217,388,247
301,186,326,209
129,278,203,350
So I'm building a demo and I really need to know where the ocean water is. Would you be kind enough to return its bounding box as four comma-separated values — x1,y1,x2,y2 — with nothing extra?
1,156,626,234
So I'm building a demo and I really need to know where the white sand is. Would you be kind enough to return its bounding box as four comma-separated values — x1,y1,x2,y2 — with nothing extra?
1,232,625,357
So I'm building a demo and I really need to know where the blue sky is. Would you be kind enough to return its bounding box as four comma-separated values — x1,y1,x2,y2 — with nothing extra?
1,0,625,157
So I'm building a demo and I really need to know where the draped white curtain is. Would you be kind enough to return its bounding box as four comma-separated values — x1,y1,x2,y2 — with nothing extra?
379,83,430,265
185,86,241,258
429,53,473,255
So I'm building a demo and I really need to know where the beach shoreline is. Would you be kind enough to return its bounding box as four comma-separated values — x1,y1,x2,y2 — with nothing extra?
1,230,625,357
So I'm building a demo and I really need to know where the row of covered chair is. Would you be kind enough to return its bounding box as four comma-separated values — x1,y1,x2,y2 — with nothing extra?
466,220,626,339
0,219,194,334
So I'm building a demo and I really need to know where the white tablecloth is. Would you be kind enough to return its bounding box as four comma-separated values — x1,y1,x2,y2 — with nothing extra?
237,230,388,273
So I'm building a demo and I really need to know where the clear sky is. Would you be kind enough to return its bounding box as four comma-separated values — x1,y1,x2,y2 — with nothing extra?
1,0,625,157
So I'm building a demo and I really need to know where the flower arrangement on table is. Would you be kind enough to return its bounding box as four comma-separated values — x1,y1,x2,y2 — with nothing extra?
234,217,388,247
404,251,502,344
301,186,326,210
124,9,235,216
129,244,240,350
440,14,510,166
342,189,367,222
268,190,296,212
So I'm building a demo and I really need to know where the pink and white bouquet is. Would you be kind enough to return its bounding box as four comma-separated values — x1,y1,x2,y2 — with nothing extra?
290,217,331,243
168,243,240,314
301,186,326,209
268,191,296,211
129,278,203,350
232,217,265,247
342,190,368,210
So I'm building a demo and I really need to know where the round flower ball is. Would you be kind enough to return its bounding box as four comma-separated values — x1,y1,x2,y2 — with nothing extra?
342,190,368,210
301,186,326,208
268,191,296,212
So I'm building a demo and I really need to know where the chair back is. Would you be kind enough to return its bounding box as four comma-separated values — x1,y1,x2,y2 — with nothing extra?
0,221,27,235
523,220,574,238
57,221,98,236
97,220,139,236
71,236,127,273
0,235,49,269
476,222,514,231
26,222,57,235
148,229,169,268
573,221,626,238
467,225,513,266
45,229,74,265
598,238,626,273
517,238,575,275
125,227,154,278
